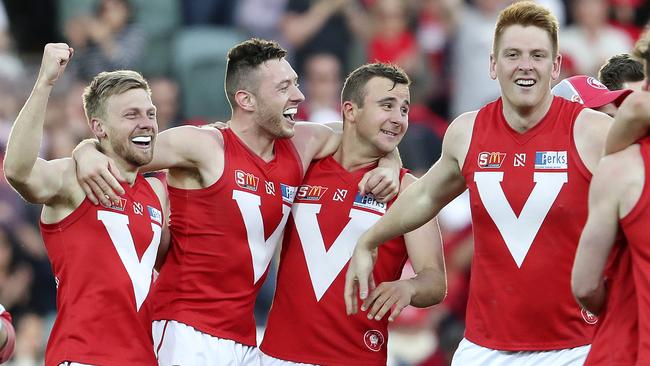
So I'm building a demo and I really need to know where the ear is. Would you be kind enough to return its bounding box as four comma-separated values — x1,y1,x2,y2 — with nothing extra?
489,53,497,81
234,90,255,112
90,118,107,139
342,101,357,124
551,53,562,81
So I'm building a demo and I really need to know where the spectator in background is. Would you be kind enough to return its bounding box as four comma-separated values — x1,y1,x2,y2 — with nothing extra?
609,0,644,43
599,53,645,92
181,0,236,26
149,77,181,130
295,53,341,123
561,0,632,77
64,0,145,80
280,0,369,76
234,0,288,41
449,0,506,119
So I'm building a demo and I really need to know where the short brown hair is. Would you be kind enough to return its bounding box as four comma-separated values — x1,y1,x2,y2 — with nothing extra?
598,54,644,91
341,63,410,108
225,38,287,109
493,1,559,57
82,69,150,121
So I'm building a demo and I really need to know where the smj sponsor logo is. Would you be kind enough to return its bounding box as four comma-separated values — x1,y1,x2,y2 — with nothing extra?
535,151,568,169
280,184,297,204
353,193,386,214
147,206,162,225
364,330,385,352
235,170,259,191
296,185,328,201
101,197,127,211
478,152,506,168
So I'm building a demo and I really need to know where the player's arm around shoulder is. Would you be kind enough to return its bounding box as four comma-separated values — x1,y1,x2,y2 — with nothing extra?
148,124,225,172
605,91,650,155
291,122,340,169
145,176,170,271
573,108,614,174
572,146,640,314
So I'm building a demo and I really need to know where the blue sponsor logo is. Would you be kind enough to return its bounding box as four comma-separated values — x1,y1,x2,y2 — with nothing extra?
147,206,162,224
353,193,386,214
281,184,297,203
535,151,567,169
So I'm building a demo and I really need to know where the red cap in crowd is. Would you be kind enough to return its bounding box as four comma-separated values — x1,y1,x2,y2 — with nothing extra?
551,75,632,108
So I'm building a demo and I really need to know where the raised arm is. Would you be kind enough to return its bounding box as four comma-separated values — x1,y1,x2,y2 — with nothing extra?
344,114,472,313
605,91,650,155
360,173,446,321
571,152,630,315
3,43,78,205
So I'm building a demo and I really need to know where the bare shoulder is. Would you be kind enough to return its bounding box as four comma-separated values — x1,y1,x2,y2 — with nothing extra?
292,122,333,144
617,91,650,120
596,144,643,185
145,175,167,201
443,111,478,166
574,108,613,142
399,172,418,192
166,124,225,148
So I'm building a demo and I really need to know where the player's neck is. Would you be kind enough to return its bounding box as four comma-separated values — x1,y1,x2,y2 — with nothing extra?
228,117,276,162
111,157,139,186
502,93,554,133
334,132,383,171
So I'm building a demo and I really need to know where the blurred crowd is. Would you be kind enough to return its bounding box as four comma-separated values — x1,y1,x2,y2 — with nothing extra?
0,0,648,364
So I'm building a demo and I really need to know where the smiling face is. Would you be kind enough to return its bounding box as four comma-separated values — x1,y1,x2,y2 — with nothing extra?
100,88,158,167
350,76,409,154
251,58,305,139
490,24,561,111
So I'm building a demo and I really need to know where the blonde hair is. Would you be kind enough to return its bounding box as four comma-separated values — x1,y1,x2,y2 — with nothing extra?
493,1,559,56
82,69,151,121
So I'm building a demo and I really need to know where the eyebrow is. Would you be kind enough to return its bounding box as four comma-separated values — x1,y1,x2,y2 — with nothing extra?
377,96,410,106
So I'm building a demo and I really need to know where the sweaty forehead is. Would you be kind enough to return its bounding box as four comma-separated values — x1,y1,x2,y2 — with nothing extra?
107,89,153,112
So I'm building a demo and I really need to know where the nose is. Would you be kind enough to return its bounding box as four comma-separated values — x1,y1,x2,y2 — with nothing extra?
291,84,305,104
518,56,533,71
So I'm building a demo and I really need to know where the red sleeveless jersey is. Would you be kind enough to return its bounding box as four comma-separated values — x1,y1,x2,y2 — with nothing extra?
260,156,408,365
584,240,637,366
152,128,303,346
613,138,650,365
460,97,595,350
40,175,163,366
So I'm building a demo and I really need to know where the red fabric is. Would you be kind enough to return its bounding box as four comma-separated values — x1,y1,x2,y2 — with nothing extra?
261,157,409,365
460,97,596,350
368,31,417,64
152,128,303,346
0,309,15,363
40,175,162,366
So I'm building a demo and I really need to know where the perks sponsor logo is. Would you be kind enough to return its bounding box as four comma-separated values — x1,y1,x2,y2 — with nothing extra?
478,152,506,168
353,193,386,214
101,197,127,212
147,206,162,225
296,185,328,201
364,330,385,352
280,184,297,204
535,151,568,169
235,170,259,191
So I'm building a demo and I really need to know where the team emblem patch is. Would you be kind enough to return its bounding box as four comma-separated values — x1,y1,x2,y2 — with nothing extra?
364,330,385,352
235,170,259,191
280,183,297,204
535,151,568,169
101,197,127,211
478,152,506,168
581,308,598,325
296,184,328,201
147,206,162,224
